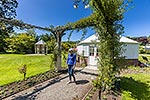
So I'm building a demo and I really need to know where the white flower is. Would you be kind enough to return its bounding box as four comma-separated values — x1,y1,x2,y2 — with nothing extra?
84,4,89,9
73,4,78,9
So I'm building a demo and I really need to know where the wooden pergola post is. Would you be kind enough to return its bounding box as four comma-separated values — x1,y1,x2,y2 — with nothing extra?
56,32,62,71
55,30,65,71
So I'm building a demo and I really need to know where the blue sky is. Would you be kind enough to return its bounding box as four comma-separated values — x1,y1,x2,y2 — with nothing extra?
123,0,150,37
16,0,150,41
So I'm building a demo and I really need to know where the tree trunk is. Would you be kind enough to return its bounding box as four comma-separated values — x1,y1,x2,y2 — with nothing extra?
99,89,101,100
56,32,62,71
24,73,26,80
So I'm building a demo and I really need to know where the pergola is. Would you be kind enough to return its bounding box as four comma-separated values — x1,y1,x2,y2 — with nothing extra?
35,40,48,54
0,15,94,71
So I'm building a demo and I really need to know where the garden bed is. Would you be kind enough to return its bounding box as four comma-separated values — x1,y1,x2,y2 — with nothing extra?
85,87,121,100
0,69,67,99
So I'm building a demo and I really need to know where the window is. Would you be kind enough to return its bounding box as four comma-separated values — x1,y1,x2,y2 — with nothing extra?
89,46,94,56
97,47,99,56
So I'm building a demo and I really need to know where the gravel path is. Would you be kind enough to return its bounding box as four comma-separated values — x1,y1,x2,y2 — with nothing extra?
4,68,98,100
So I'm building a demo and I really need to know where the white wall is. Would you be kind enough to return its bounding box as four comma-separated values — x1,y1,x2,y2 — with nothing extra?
77,45,83,55
83,44,89,56
77,43,139,66
78,43,139,59
77,44,89,56
122,43,139,59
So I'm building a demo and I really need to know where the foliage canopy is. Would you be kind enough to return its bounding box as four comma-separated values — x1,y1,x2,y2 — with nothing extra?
0,0,18,52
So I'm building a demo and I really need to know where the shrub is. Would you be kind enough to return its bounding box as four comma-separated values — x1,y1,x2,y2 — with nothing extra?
139,46,146,54
18,64,27,79
146,50,150,54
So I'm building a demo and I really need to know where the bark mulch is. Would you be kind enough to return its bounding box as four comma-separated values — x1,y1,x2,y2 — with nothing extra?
4,68,98,100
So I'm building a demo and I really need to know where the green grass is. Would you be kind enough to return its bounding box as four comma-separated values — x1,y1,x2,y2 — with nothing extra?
121,73,150,100
0,54,67,86
120,54,150,100
139,54,150,63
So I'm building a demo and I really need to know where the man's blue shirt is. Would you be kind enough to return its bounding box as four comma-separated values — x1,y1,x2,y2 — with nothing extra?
66,53,76,65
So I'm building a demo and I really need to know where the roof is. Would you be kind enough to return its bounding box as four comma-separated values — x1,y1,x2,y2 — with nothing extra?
120,36,138,43
79,34,138,44
35,40,46,45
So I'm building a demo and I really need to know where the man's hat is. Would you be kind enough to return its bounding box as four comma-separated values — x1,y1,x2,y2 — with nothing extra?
69,48,73,51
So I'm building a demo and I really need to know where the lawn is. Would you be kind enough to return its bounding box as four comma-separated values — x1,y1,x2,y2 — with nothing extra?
121,72,150,100
0,54,67,86
139,54,150,63
120,54,150,100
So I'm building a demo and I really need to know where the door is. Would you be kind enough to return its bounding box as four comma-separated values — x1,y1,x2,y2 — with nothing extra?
88,45,97,66
89,56,97,66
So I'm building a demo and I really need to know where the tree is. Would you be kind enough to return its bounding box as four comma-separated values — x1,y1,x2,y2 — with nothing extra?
5,32,36,53
73,0,132,99
131,36,149,46
62,41,76,52
26,29,36,38
47,34,56,54
89,0,131,99
0,0,18,52
39,33,51,42
0,0,18,19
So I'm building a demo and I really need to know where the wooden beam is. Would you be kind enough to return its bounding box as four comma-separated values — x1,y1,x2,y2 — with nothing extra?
0,17,54,32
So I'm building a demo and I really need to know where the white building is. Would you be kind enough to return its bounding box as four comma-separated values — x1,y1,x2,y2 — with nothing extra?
35,40,48,54
142,45,150,51
77,34,139,66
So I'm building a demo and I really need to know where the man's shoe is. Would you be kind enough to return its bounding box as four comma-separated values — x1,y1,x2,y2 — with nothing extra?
74,79,77,84
67,81,72,84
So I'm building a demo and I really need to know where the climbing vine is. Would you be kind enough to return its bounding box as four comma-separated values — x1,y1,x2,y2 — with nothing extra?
73,0,132,99
90,0,131,99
